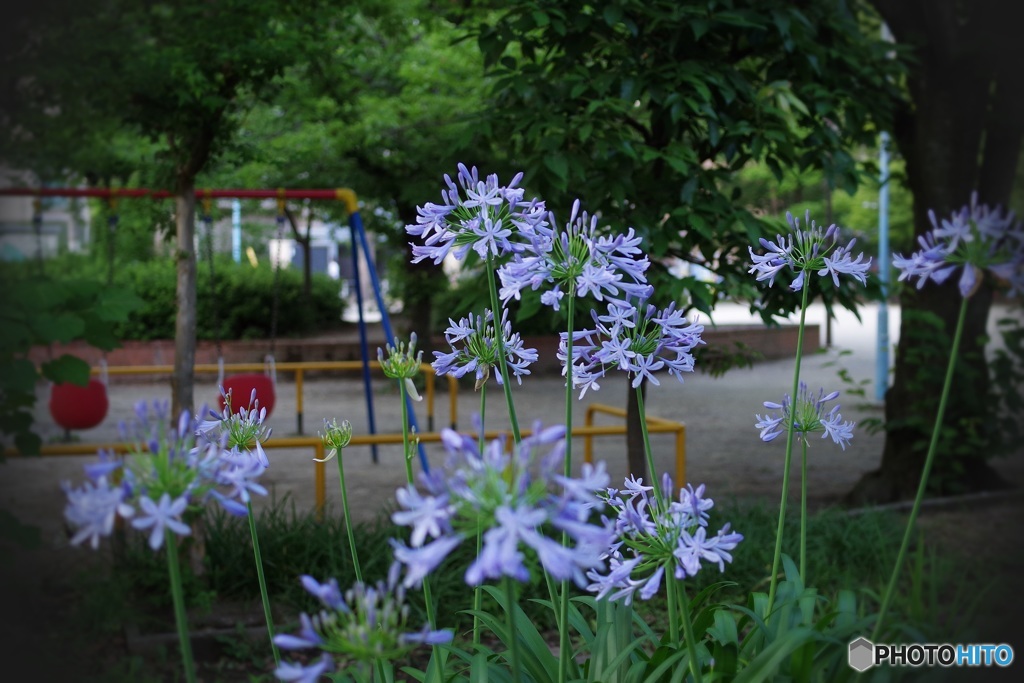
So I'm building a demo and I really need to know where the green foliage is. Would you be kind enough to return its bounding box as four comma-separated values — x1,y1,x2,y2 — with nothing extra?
0,263,141,453
733,158,916,257
882,308,1016,493
467,0,904,320
42,254,344,341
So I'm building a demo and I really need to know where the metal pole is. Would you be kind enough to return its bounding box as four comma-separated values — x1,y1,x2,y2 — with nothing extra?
876,131,891,402
351,212,430,473
348,215,380,464
232,199,241,263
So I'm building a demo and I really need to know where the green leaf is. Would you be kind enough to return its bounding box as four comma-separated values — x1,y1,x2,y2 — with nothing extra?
691,19,711,40
29,312,85,344
543,154,569,183
603,4,623,26
0,358,39,394
40,354,91,385
94,287,144,322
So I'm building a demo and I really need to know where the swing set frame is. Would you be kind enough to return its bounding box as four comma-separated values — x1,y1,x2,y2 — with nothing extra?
2,185,425,469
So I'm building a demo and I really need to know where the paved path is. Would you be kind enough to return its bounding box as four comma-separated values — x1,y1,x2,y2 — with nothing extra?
6,301,1022,549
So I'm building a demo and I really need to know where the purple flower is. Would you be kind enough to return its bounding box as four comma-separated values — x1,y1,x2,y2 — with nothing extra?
895,195,1024,297
749,210,872,291
431,309,538,387
755,383,855,450
299,575,346,611
498,198,652,309
274,655,333,683
587,476,741,603
273,565,451,667
674,524,744,577
63,477,134,549
406,164,547,264
130,492,191,550
559,298,705,398
274,613,325,650
390,423,614,589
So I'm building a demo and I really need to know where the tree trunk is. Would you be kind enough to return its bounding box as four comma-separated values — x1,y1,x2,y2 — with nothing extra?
626,377,647,482
172,186,197,418
848,0,1024,504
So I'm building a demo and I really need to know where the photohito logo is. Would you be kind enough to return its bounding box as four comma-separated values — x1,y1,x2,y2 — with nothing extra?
848,638,1014,670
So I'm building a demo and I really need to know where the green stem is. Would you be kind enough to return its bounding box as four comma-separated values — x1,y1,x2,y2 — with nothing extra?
799,438,808,586
485,258,521,443
872,296,969,640
336,447,363,583
666,573,681,646
246,500,280,666
677,582,703,683
556,294,577,683
165,537,198,683
635,385,666,510
473,384,486,647
563,293,576,478
505,576,522,683
766,282,810,614
400,380,414,485
399,378,444,681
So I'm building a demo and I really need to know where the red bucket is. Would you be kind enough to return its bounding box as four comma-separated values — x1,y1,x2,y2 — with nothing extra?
219,373,276,417
49,379,109,430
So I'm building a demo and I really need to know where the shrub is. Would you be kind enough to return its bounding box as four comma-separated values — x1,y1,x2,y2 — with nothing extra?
38,254,344,340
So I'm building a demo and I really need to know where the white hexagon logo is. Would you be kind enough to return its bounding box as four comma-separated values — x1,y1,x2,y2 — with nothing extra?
849,637,875,672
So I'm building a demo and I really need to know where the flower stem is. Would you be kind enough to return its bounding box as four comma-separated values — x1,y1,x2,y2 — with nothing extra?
165,537,198,683
505,576,522,683
473,384,486,647
677,582,703,683
400,380,415,485
766,281,810,615
557,294,576,683
335,448,363,583
635,385,665,510
246,500,280,666
665,573,681,646
399,378,444,681
799,438,808,586
485,258,521,443
872,296,969,640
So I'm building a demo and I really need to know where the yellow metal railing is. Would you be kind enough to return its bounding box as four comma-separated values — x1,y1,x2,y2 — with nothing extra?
92,360,457,435
583,403,686,487
15,362,688,517
7,416,687,516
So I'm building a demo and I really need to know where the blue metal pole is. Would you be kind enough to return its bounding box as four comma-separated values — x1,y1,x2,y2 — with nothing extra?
351,212,430,472
348,214,380,464
232,199,242,263
876,131,891,403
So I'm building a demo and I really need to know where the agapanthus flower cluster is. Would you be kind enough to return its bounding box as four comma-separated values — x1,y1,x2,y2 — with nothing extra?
586,476,742,604
558,298,705,398
389,423,615,589
754,383,855,450
498,198,653,310
432,308,538,388
378,333,424,400
315,418,353,463
63,400,268,550
273,565,452,681
198,387,273,467
749,210,871,291
894,194,1024,297
406,163,548,264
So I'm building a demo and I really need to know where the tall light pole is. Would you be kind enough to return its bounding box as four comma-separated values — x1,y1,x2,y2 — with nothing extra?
876,130,891,403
